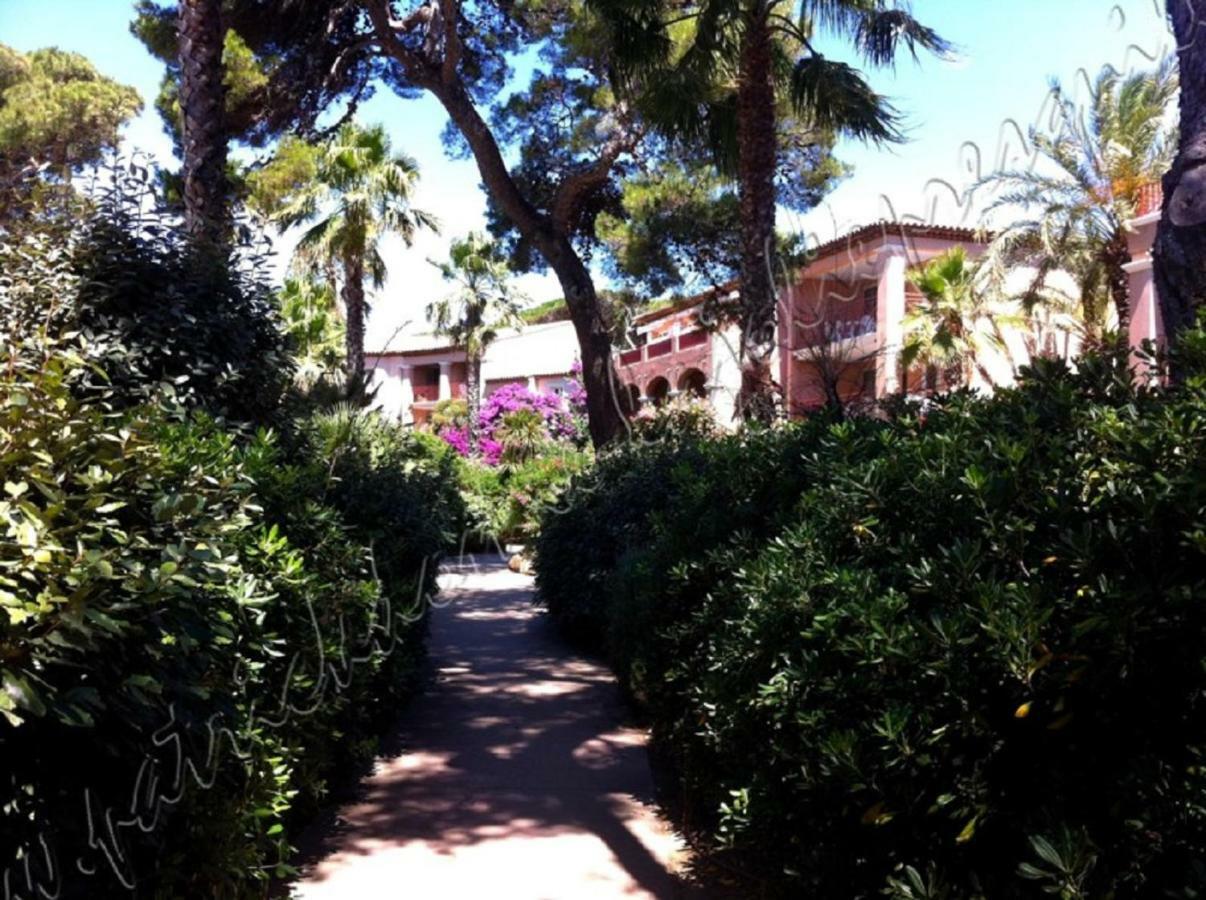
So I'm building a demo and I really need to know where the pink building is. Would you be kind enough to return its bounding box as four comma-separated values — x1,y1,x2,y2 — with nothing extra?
371,206,1168,427
779,223,989,413
612,222,992,421
367,320,581,425
367,344,469,427
614,286,743,423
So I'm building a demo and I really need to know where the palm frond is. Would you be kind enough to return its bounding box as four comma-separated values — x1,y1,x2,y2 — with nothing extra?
789,54,901,143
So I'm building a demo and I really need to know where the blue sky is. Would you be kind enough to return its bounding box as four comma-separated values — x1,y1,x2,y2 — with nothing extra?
0,0,1175,349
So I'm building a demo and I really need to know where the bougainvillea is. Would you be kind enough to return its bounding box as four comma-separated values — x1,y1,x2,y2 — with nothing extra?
441,426,505,465
439,378,586,465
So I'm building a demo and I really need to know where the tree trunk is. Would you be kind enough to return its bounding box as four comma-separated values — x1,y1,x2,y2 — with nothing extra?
543,236,628,447
1155,0,1206,373
467,352,482,455
178,0,228,250
735,10,779,423
432,80,625,446
364,0,627,447
1104,229,1132,332
341,251,366,381
325,258,344,319
820,373,845,419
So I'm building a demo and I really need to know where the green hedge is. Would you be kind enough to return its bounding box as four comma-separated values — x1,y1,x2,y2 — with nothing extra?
535,351,1206,897
0,349,459,894
0,193,461,894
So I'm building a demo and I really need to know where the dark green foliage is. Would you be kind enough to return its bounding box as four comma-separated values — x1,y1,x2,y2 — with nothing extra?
0,189,460,896
536,349,1206,897
69,162,292,422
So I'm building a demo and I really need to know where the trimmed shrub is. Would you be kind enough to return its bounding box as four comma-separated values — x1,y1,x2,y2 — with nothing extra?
0,189,460,895
535,351,1206,897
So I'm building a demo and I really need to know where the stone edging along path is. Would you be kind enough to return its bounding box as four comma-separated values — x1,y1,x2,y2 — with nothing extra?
290,555,694,899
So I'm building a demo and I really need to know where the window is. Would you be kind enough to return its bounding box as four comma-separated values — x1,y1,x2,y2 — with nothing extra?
863,285,878,320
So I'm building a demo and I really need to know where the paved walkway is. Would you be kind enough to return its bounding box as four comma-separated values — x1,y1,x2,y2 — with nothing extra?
291,556,691,899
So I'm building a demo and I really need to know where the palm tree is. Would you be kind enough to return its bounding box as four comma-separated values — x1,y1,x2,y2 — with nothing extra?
257,123,438,379
277,276,345,374
979,58,1178,339
595,0,949,421
427,233,525,455
177,0,228,248
1154,0,1206,366
902,247,1019,393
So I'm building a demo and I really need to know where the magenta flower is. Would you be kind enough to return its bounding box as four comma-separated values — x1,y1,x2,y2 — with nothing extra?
437,382,584,465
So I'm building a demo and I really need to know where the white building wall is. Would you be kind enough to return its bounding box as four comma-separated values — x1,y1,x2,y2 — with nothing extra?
709,324,743,428
481,320,580,383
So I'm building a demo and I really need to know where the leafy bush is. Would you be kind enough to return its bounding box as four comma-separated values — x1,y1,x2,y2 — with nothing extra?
0,353,458,894
631,393,720,442
534,418,829,647
455,447,591,547
0,190,459,895
431,397,469,431
68,163,291,422
536,350,1206,897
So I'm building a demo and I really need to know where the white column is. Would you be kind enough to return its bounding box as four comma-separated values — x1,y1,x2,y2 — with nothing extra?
526,375,537,392
438,361,452,401
876,248,908,397
399,365,414,425
709,326,742,429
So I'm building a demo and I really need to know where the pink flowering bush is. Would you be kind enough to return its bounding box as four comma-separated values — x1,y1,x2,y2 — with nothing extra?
439,426,505,465
438,379,586,465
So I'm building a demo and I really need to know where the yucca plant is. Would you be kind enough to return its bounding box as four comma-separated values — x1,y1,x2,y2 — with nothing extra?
427,233,526,455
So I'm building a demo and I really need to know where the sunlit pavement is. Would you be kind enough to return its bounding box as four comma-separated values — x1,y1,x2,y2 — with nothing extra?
290,556,692,899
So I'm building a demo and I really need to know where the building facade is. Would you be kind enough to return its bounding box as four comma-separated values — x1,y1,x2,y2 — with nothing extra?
367,319,580,426
368,210,1164,426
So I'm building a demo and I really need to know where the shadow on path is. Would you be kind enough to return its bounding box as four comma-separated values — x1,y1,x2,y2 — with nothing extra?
290,555,695,899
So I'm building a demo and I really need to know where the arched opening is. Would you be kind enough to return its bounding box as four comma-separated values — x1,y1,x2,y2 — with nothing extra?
677,368,708,399
645,376,670,407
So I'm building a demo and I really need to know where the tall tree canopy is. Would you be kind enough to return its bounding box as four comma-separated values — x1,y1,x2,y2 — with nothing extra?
589,0,949,420
598,126,847,298
130,0,658,446
1155,0,1206,361
979,58,1178,341
0,44,141,218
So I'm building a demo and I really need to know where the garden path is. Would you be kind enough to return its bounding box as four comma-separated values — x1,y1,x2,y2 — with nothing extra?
290,554,693,899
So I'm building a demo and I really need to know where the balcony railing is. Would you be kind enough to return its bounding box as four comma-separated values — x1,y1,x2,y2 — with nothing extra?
827,315,876,342
413,384,439,402
647,338,673,359
616,329,709,367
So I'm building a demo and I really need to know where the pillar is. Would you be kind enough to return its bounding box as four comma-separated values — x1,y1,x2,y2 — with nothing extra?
438,361,452,401
876,248,908,397
399,365,414,425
